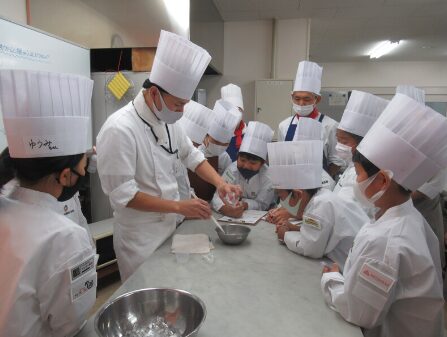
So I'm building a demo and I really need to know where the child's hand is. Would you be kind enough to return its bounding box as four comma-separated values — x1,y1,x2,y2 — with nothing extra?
322,263,339,274
269,208,292,225
276,224,289,241
220,204,245,218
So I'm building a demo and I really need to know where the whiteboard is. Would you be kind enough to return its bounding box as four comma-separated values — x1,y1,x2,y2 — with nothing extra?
0,16,91,150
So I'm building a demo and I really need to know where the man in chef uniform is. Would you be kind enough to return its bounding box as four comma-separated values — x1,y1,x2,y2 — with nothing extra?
321,94,447,337
277,60,344,177
96,30,241,281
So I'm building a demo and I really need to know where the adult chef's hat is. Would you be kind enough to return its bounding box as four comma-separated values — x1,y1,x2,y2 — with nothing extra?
358,94,447,191
149,30,211,100
396,84,425,104
208,100,242,144
338,90,388,137
178,100,214,145
0,69,93,158
293,61,322,95
221,83,244,110
267,140,323,189
239,121,273,160
293,117,322,141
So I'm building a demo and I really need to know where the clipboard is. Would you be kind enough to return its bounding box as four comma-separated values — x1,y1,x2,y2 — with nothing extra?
218,210,268,226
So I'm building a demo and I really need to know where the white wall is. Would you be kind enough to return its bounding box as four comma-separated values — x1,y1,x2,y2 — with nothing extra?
321,61,447,100
275,18,309,79
29,0,188,48
199,20,273,121
198,18,310,121
0,0,26,24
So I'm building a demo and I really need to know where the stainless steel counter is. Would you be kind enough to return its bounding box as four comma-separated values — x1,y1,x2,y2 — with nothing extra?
78,218,362,337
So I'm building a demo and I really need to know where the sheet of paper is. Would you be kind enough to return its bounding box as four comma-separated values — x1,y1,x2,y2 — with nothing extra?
218,210,268,225
171,234,213,254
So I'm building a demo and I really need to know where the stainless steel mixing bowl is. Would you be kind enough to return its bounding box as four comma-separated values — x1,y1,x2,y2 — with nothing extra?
215,224,251,245
95,288,206,337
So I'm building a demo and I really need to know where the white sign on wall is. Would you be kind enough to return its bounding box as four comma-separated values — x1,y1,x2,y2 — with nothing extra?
0,17,91,151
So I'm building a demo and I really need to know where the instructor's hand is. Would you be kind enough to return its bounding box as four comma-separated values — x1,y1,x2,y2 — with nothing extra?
176,199,212,219
217,182,242,204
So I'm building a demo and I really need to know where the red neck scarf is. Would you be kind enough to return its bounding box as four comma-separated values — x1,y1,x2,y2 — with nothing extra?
295,106,319,120
234,120,245,149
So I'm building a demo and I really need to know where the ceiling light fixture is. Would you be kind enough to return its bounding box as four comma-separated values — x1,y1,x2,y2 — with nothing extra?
369,40,401,59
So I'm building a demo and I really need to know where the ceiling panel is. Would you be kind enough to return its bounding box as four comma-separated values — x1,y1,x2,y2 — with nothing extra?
210,0,447,62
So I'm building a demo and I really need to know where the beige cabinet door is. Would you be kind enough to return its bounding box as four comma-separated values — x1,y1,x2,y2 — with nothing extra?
255,80,293,140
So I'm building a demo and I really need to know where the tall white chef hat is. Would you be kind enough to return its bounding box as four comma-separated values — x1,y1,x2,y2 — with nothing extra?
395,84,425,104
267,140,323,189
293,61,323,95
239,121,273,160
338,90,389,137
207,100,242,144
0,69,93,158
357,94,447,191
293,117,322,141
178,100,214,145
221,83,244,110
149,30,211,100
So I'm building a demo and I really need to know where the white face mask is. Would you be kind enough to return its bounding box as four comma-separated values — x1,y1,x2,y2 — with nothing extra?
353,170,393,209
152,90,183,124
205,142,227,157
280,192,302,216
335,142,353,163
293,103,314,117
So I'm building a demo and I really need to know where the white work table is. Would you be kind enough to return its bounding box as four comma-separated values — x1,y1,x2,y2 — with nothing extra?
77,218,362,337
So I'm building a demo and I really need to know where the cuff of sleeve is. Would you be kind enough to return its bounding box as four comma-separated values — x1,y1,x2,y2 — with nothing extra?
211,194,225,212
284,231,302,253
243,198,259,210
109,179,139,210
321,272,345,309
184,148,206,172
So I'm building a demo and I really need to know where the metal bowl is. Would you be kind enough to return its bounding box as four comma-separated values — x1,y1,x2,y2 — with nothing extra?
95,288,206,337
215,224,251,245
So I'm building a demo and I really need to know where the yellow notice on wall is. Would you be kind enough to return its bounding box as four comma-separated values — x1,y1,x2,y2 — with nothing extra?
107,72,131,100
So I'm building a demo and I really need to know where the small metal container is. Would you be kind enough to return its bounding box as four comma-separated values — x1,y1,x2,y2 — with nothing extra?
215,224,251,245
95,288,206,337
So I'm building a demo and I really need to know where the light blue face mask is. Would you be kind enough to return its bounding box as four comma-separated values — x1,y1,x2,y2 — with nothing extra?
280,192,301,216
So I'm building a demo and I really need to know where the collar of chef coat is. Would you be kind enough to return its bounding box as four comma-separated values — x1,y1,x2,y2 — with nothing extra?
133,89,170,147
376,198,414,223
9,186,61,214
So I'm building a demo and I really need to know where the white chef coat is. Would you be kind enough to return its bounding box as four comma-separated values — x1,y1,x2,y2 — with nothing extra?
1,179,95,248
198,144,232,175
321,169,336,190
321,199,444,337
284,188,368,270
414,169,447,267
96,90,205,281
211,162,274,211
333,164,376,219
0,190,96,337
277,113,345,167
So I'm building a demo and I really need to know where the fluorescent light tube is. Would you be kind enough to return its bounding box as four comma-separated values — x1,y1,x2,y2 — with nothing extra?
369,40,401,59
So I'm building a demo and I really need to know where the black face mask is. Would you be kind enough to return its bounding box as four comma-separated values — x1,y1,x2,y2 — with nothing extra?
237,167,259,181
57,169,87,202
